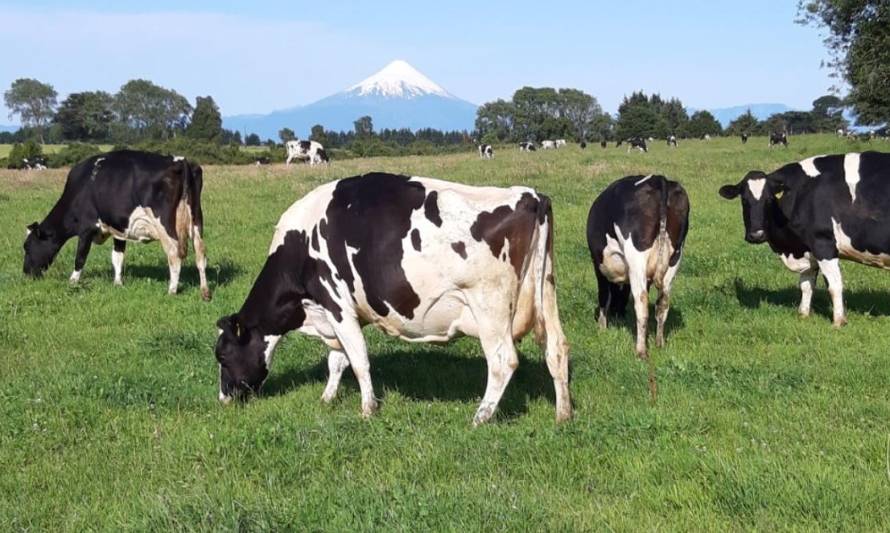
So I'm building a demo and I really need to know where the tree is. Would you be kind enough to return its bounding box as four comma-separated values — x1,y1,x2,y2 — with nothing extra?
309,124,328,146
559,88,603,141
615,91,666,139
798,1,890,124
726,109,760,136
278,127,295,143
186,96,223,142
113,79,191,141
475,99,515,142
659,98,689,136
53,91,114,141
685,110,723,138
245,133,261,146
4,79,58,141
353,116,373,138
811,94,847,131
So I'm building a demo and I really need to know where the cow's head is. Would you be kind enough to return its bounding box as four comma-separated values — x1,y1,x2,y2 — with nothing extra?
215,314,271,403
23,222,62,277
719,171,783,244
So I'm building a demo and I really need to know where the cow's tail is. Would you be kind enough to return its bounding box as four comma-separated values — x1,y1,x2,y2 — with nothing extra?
531,194,572,421
175,159,204,258
653,176,671,291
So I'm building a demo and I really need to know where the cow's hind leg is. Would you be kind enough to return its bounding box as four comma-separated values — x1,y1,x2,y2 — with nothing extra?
474,328,519,426
818,258,846,327
321,349,350,403
159,236,182,295
111,239,126,286
331,316,378,417
798,266,818,318
626,246,650,359
595,268,612,328
541,261,572,422
655,261,681,348
192,225,210,301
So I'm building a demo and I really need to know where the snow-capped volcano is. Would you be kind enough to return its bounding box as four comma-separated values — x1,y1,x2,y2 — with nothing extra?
345,60,452,98
224,60,477,139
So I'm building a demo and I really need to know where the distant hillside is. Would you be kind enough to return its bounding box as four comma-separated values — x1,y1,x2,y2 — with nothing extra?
695,104,795,128
224,60,477,140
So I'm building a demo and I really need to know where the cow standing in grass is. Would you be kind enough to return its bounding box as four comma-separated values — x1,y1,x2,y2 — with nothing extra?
587,175,689,359
719,152,890,327
769,132,788,148
23,150,211,300
214,172,572,425
478,144,493,159
286,139,329,166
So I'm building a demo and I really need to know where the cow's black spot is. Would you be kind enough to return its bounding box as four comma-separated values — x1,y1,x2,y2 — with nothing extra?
424,191,442,227
311,226,320,252
470,193,540,277
323,173,425,319
451,241,467,259
411,229,422,251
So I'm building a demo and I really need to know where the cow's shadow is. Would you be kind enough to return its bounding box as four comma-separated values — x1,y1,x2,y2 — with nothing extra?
733,278,890,318
263,348,558,421
125,258,242,289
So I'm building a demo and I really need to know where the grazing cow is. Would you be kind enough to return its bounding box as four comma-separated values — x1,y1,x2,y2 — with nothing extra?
555,139,567,148
702,134,712,141
741,133,749,144
580,141,587,149
587,175,690,359
600,140,608,149
214,172,572,425
23,150,210,300
718,151,890,327
627,137,648,153
286,139,329,166
541,140,557,150
254,156,271,166
667,135,678,148
616,140,624,148
519,141,537,152
769,132,788,148
478,144,494,159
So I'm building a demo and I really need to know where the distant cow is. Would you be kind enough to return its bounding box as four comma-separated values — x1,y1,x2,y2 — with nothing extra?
579,141,587,149
23,150,210,300
541,140,557,150
627,137,648,153
214,173,572,425
741,133,749,144
555,139,567,148
719,152,890,327
769,132,788,148
600,140,608,149
667,135,678,148
587,175,690,359
286,139,329,166
519,141,537,152
478,144,494,159
702,134,712,141
254,156,271,166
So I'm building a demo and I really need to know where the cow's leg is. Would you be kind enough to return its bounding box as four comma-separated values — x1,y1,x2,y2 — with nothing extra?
331,316,377,417
626,245,650,359
70,230,97,283
798,266,818,317
818,258,846,327
159,237,182,295
474,329,519,426
595,268,612,328
321,349,350,403
541,257,572,423
285,153,293,166
111,239,126,286
655,260,681,348
192,225,210,301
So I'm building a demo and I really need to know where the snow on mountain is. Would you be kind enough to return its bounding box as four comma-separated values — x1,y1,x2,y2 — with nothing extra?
224,60,476,140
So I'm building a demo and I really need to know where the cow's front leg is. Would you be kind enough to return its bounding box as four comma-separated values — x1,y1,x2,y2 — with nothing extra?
817,258,846,327
798,268,818,318
111,239,126,286
70,230,97,283
332,316,377,417
321,349,351,403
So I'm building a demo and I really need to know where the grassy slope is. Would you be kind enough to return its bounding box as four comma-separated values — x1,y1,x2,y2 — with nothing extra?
1,135,889,530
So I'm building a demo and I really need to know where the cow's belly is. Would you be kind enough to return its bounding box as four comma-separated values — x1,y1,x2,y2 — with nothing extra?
364,289,473,343
779,252,813,273
97,206,163,242
832,217,890,269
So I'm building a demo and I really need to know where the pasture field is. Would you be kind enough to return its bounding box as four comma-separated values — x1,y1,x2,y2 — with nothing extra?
2,135,890,531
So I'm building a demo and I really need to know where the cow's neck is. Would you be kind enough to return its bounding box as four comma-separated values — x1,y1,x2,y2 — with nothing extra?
237,241,308,336
765,198,807,256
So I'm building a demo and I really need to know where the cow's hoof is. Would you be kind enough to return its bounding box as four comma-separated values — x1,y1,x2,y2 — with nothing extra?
201,288,212,302
636,350,649,361
655,336,665,348
361,399,379,418
472,403,496,427
833,317,848,329
113,279,123,287
320,391,336,404
555,406,573,423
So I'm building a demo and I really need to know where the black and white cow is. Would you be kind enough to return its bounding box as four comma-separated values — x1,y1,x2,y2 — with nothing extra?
719,151,890,327
587,175,690,359
255,156,271,166
667,135,678,148
769,132,788,148
286,139,329,166
702,134,712,141
741,133,749,144
541,140,557,150
478,144,494,159
23,150,210,299
555,139,567,148
519,141,536,152
627,137,648,153
214,172,572,425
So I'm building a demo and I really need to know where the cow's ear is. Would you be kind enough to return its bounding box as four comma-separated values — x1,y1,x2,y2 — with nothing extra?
217,314,248,344
718,184,741,199
26,222,39,236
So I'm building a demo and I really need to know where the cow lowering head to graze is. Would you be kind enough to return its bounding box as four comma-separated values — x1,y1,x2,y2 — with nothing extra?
741,133,749,144
214,172,572,425
478,144,494,159
769,132,788,148
23,150,210,300
667,135,678,148
587,175,690,359
719,151,890,327
627,137,647,153
519,141,536,152
541,140,556,150
285,139,328,166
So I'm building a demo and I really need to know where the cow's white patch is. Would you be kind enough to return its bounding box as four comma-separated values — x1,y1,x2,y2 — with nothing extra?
779,252,813,273
635,175,652,186
832,217,890,267
112,247,125,285
173,156,185,162
90,157,105,180
747,178,766,200
69,270,81,283
263,335,281,368
843,152,861,202
97,206,163,243
799,156,823,177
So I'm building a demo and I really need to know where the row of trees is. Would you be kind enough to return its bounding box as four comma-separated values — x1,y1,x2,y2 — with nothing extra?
3,78,243,145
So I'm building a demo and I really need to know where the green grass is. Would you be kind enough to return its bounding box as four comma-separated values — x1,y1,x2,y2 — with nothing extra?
2,135,889,530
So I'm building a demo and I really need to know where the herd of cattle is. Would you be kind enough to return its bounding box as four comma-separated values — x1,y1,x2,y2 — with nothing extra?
18,146,890,424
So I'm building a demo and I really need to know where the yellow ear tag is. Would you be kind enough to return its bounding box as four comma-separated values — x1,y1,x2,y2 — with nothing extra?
775,190,784,199
235,324,242,337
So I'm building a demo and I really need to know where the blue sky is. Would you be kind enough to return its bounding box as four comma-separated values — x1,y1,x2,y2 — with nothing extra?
0,1,836,122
